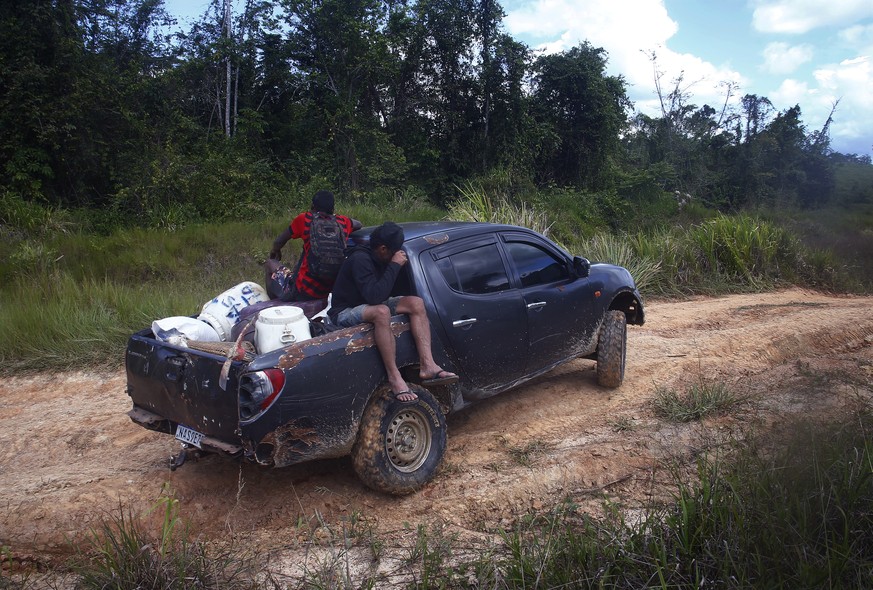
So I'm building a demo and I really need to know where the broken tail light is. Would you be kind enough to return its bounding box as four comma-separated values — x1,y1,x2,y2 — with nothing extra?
239,369,285,421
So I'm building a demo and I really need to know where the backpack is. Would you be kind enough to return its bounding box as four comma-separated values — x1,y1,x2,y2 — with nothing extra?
307,213,347,281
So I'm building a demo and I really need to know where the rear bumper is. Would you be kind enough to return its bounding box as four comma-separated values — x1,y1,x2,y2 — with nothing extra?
128,405,244,457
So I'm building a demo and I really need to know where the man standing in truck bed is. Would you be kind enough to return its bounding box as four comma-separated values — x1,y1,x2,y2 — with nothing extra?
267,190,362,302
329,221,458,402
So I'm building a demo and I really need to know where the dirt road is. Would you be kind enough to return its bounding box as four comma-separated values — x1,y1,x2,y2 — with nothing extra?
2,288,872,570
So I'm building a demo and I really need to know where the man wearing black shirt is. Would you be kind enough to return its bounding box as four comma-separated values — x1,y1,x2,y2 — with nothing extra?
329,222,458,401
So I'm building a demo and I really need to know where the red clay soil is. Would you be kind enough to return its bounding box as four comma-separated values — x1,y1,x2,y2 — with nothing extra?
1,288,871,581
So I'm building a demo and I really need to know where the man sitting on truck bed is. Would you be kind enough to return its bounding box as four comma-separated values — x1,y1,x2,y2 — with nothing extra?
329,221,459,402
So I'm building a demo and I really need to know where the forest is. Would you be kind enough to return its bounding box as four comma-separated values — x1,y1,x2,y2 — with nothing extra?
3,0,872,234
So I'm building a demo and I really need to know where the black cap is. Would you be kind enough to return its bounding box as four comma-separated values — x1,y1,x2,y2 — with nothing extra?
312,190,335,214
370,221,404,252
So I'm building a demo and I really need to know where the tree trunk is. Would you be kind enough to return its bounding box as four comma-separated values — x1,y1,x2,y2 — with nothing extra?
224,0,232,138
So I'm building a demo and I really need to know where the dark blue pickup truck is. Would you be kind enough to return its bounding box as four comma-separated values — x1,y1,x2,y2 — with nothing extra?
125,221,645,494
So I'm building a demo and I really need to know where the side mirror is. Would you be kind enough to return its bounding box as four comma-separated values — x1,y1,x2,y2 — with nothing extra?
573,256,590,278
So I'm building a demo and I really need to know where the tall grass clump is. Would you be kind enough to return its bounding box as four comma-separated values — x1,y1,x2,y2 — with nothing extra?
74,489,261,590
0,191,76,235
581,232,662,293
643,417,873,588
688,213,797,282
623,213,823,295
447,182,554,238
652,379,741,422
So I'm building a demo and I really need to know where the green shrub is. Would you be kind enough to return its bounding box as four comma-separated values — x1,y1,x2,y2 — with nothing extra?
0,191,75,235
112,143,297,229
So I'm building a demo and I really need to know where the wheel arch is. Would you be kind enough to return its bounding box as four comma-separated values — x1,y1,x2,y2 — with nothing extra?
608,289,645,326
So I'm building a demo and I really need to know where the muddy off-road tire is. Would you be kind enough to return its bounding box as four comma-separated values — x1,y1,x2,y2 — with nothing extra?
351,384,447,495
596,310,627,388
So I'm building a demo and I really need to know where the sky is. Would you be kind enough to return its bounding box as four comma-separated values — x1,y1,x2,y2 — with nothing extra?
167,0,873,156
502,0,873,156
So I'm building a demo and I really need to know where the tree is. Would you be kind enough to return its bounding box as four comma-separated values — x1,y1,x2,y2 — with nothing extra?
531,42,630,189
0,0,83,202
280,0,408,191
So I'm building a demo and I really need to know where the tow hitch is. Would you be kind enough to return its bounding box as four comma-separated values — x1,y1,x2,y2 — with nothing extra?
169,443,205,470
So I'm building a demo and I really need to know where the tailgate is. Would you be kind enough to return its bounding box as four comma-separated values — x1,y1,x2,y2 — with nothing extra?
125,329,242,440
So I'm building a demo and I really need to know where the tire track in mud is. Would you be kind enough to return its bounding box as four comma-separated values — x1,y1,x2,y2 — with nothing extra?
1,289,872,559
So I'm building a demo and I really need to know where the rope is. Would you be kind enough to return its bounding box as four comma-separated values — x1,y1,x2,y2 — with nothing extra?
187,339,256,362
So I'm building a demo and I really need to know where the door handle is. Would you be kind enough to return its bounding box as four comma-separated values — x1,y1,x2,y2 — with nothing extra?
452,318,477,328
526,301,547,310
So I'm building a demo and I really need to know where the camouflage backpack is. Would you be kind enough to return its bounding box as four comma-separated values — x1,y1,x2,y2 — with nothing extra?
307,213,346,281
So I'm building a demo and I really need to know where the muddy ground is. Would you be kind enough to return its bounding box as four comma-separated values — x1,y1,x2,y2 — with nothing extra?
1,288,872,583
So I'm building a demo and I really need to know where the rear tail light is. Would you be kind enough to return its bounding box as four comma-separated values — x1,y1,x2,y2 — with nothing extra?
239,369,286,420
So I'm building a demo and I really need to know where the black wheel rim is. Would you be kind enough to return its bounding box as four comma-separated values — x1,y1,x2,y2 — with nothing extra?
385,407,432,473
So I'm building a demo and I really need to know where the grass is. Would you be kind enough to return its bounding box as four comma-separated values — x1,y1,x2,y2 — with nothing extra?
0,273,207,374
0,198,445,375
72,487,261,590
652,379,742,422
446,182,555,238
607,416,636,432
498,436,554,468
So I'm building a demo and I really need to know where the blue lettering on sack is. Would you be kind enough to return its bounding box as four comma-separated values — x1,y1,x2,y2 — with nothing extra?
205,285,264,324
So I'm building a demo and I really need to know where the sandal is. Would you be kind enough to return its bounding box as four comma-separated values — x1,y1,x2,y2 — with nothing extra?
421,369,459,386
393,390,418,402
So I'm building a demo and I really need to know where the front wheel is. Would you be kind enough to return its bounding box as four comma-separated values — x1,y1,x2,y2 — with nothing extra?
351,384,447,495
596,310,627,388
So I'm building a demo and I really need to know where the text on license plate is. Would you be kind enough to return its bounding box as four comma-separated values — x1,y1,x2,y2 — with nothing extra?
175,425,204,449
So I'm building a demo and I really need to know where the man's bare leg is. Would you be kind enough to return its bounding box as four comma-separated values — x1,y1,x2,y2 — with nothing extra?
362,304,417,402
396,296,458,383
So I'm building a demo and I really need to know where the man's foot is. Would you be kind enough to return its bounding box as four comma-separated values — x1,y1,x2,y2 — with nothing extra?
420,369,459,386
392,390,418,402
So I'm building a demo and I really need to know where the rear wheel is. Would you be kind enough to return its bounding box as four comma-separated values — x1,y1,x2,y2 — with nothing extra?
351,384,446,495
596,310,627,388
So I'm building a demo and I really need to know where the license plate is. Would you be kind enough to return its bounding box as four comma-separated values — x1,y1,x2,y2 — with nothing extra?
175,424,203,449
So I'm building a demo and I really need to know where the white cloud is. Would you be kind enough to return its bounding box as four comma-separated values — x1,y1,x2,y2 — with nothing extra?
761,42,814,74
505,0,677,46
752,0,873,35
502,0,872,153
769,57,873,152
770,78,813,106
504,0,744,114
839,23,873,46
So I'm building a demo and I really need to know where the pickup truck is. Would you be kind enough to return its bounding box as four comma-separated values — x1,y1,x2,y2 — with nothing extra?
125,221,645,494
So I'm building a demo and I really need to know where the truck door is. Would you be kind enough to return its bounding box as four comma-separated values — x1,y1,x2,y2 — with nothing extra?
500,233,597,371
424,236,528,389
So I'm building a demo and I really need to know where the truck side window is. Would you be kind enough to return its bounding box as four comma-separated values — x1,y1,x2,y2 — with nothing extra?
506,241,569,288
435,243,510,294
